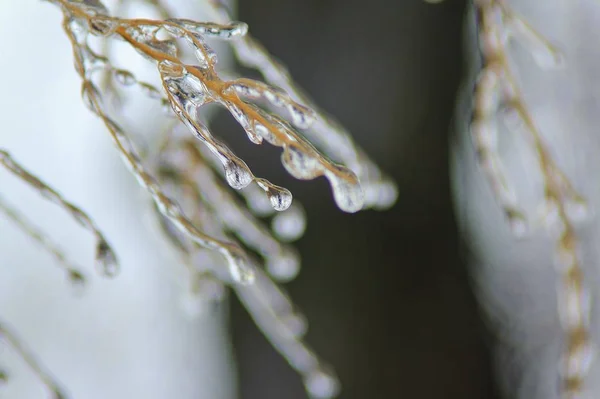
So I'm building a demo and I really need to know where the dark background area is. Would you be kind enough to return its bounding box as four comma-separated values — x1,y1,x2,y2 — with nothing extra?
221,1,499,398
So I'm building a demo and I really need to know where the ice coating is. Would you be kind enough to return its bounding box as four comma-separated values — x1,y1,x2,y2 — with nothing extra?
17,1,400,397
158,138,302,283
60,14,254,285
0,150,118,278
455,1,596,397
204,0,397,211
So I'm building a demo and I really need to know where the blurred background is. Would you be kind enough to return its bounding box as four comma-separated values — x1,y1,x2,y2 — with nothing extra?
220,0,500,398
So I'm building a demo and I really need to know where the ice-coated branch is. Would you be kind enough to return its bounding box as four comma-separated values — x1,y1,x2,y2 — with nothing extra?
467,1,593,396
204,0,398,210
150,123,336,397
60,10,255,285
52,0,372,214
0,149,117,278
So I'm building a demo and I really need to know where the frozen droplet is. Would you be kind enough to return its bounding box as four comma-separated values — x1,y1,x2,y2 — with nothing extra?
254,122,281,145
267,249,300,282
228,103,262,144
255,179,292,211
88,17,116,36
304,367,341,399
247,122,264,145
272,204,306,241
267,187,293,212
288,104,316,129
95,239,119,277
281,145,322,180
224,247,254,285
224,21,249,38
224,159,253,190
67,269,87,295
325,169,364,213
114,69,136,86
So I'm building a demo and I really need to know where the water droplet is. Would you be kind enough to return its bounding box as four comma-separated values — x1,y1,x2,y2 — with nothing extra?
95,239,119,277
228,103,262,144
267,187,292,212
224,159,253,190
325,169,364,213
272,205,306,241
267,249,300,282
304,367,340,399
226,21,249,38
114,69,136,86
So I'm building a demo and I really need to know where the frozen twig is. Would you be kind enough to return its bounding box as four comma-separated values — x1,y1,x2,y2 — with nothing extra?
0,149,117,278
473,1,592,396
204,0,398,210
